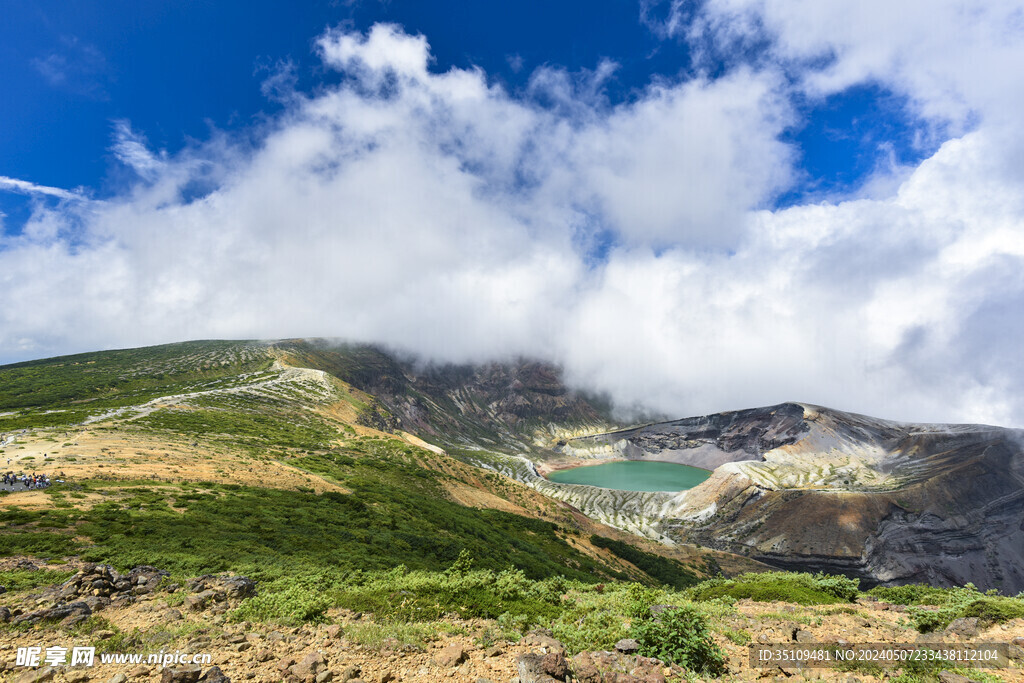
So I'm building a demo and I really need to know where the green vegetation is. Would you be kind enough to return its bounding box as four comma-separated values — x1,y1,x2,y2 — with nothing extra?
590,534,700,589
0,341,272,430
871,582,1024,631
343,620,466,649
630,605,727,676
0,567,75,591
683,571,859,605
54,481,608,582
136,406,336,452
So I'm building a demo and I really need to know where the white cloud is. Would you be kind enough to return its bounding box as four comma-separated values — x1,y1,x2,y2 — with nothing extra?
677,0,1024,131
3,19,1024,427
110,121,167,181
0,176,84,201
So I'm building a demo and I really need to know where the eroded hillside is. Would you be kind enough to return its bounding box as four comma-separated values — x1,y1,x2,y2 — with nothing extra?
556,404,1024,593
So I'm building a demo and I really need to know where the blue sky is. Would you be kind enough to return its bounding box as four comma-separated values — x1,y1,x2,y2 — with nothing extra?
2,1,1024,426
1,1,926,220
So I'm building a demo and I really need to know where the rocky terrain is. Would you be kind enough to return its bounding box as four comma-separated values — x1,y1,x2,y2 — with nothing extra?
551,404,1024,593
271,340,617,454
2,558,1023,683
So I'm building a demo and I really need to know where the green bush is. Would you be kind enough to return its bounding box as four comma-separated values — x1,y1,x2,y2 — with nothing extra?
0,569,75,591
959,597,1024,624
908,607,958,633
326,562,566,625
231,582,331,625
624,582,659,619
875,582,1024,632
630,605,726,676
868,584,953,605
685,571,857,605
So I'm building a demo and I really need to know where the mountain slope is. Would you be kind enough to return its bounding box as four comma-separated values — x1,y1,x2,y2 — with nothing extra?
561,403,1024,592
0,339,747,590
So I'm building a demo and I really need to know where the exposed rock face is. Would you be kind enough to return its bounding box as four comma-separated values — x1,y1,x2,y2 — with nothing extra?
564,402,811,469
560,403,1024,593
275,340,617,452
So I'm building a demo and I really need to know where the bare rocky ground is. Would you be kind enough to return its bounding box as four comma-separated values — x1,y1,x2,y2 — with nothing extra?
1,559,1022,683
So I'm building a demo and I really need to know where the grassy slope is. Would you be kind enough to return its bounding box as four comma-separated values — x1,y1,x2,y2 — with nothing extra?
0,340,272,430
0,340,713,591
2,342,1023,683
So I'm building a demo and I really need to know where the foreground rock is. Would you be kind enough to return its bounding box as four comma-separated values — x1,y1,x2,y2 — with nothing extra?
0,563,1022,683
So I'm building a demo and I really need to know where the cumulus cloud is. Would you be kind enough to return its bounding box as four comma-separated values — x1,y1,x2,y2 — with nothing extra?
662,0,1024,130
2,17,1024,427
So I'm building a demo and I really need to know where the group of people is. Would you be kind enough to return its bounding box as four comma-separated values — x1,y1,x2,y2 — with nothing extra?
1,472,51,489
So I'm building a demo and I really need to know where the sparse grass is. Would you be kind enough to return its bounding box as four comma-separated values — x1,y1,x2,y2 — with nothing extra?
344,620,466,649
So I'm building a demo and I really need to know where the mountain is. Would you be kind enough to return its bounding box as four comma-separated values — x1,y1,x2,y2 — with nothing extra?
5,340,1024,682
558,403,1024,593
272,338,617,451
0,339,748,589
3,339,1022,594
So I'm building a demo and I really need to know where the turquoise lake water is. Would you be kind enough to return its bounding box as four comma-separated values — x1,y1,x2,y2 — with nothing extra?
545,460,711,492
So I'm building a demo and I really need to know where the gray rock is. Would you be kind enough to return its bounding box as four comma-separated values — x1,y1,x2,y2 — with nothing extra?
793,629,816,643
14,667,56,683
338,666,362,682
221,576,257,599
520,632,565,654
198,666,231,683
161,665,203,683
614,638,640,654
106,674,129,683
937,672,977,683
945,617,980,638
515,653,561,683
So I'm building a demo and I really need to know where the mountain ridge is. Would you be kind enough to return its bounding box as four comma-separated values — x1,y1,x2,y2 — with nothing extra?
2,340,1022,593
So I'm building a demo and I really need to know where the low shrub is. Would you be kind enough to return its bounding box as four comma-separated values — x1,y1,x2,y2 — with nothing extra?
629,605,726,676
685,571,858,605
868,584,953,605
231,582,331,625
0,568,75,591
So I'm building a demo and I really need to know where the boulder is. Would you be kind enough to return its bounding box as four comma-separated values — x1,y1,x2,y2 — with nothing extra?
945,617,980,638
221,576,256,599
937,672,977,683
434,644,467,667
14,668,56,683
291,652,328,679
521,632,566,654
198,666,231,683
541,652,570,680
615,639,641,654
516,653,561,683
161,666,202,683
338,665,362,682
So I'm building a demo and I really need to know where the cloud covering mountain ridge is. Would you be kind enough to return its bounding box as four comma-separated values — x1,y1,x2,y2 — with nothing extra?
2,5,1024,426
